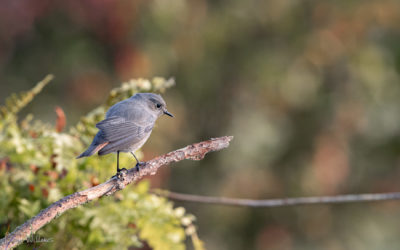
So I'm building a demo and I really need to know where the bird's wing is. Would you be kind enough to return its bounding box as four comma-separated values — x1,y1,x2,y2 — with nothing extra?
96,116,153,143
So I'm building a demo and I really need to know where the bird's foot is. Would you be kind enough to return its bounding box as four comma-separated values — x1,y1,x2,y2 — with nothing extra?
113,168,128,180
135,162,146,172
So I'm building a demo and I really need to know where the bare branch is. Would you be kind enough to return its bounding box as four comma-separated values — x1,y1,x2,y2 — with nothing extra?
161,191,400,207
0,136,233,250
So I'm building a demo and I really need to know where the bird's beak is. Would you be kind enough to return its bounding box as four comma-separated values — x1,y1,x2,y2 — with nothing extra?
163,110,174,117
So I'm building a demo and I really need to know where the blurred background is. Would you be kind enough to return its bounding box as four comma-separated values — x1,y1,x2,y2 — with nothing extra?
1,0,400,249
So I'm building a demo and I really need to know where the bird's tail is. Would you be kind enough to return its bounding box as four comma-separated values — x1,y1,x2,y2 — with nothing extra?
76,142,109,159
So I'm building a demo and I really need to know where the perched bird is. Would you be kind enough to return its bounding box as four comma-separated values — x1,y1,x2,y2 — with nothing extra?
77,93,173,174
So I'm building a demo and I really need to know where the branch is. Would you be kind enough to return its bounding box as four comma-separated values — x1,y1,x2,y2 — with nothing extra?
0,136,233,250
159,191,400,207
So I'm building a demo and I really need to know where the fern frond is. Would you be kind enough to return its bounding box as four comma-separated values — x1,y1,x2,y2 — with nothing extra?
0,74,54,118
106,77,175,106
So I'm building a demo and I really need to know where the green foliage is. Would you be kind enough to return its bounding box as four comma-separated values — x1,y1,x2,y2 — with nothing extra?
0,75,54,119
0,76,202,250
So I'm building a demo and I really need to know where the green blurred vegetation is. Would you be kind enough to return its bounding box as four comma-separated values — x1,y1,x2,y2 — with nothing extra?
0,77,202,250
1,0,400,249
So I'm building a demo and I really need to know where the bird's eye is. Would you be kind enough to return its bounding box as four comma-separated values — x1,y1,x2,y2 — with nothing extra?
156,103,162,109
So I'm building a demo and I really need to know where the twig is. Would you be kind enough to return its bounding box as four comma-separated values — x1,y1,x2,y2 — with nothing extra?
160,191,400,207
0,136,233,250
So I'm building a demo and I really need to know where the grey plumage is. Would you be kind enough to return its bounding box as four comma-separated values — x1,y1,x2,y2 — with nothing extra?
77,93,173,164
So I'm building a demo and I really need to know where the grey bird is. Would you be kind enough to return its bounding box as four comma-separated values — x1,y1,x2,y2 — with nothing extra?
77,93,173,174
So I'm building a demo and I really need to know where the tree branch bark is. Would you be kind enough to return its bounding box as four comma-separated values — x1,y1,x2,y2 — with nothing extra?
160,191,400,207
0,136,233,250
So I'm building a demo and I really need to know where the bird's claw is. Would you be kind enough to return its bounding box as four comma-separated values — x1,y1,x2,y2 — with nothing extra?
135,162,145,172
113,168,128,180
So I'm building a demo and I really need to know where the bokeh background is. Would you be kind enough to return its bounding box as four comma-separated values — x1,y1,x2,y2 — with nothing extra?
1,0,400,249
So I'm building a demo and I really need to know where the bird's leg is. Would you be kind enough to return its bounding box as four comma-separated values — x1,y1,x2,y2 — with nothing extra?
116,151,120,172
131,152,145,172
115,151,127,180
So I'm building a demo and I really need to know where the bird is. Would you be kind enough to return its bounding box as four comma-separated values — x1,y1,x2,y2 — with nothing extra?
76,93,173,175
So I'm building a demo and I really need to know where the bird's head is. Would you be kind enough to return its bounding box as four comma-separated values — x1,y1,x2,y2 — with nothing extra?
135,93,174,118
